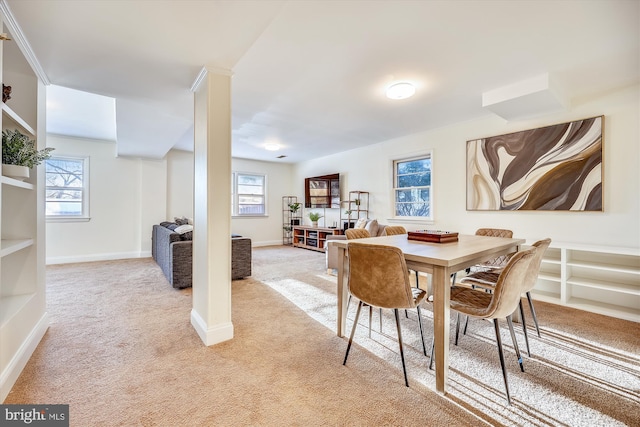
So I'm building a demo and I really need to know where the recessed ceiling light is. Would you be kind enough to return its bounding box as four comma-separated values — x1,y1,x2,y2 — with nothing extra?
264,142,281,151
386,82,416,100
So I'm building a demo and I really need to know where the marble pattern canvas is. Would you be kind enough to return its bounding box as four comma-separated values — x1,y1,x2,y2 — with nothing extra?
467,116,603,211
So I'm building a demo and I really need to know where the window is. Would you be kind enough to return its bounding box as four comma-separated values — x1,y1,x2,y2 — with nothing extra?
393,154,432,219
45,156,90,221
232,172,266,216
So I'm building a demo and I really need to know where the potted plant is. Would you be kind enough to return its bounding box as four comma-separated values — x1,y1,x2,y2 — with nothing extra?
308,211,323,228
288,202,301,225
2,129,54,181
288,202,301,213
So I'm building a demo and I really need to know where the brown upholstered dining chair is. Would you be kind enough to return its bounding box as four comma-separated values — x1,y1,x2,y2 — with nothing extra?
457,239,552,356
381,225,422,316
471,228,515,271
343,242,429,387
432,248,538,405
344,227,375,334
345,228,371,240
450,228,515,286
383,225,407,236
450,228,515,331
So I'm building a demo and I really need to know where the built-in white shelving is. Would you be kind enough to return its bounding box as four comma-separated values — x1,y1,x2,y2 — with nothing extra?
2,103,35,136
531,242,640,322
0,8,48,402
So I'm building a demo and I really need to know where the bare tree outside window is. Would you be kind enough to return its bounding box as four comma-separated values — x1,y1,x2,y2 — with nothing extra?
393,155,432,218
45,157,88,217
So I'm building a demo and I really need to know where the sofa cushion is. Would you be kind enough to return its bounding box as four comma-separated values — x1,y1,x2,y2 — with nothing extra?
174,216,190,225
354,218,367,229
174,224,193,234
364,219,379,236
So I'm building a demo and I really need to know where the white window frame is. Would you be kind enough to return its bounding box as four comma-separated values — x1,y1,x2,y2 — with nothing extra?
45,155,90,222
390,151,434,223
232,171,267,217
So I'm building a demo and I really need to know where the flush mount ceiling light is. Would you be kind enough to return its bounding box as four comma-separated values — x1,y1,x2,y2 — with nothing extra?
264,142,281,151
386,82,416,100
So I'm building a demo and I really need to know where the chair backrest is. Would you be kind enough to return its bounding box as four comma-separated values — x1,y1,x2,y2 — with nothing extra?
347,242,415,309
384,226,407,236
476,228,514,267
346,228,371,239
484,248,537,319
476,228,513,238
523,238,551,292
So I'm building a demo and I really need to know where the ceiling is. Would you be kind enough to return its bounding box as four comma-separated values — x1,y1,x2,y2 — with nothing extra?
5,0,639,163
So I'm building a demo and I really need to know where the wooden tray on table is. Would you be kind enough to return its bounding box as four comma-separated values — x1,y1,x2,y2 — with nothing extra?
407,230,459,243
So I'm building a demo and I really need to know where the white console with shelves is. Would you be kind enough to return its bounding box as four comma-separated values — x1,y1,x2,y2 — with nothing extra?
532,242,639,322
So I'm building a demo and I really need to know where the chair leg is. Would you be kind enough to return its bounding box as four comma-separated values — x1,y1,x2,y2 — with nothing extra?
519,300,531,357
526,291,541,338
493,319,512,405
368,305,373,338
506,315,525,373
416,306,427,356
343,301,363,365
429,339,435,370
394,309,409,387
463,315,469,335
454,312,461,345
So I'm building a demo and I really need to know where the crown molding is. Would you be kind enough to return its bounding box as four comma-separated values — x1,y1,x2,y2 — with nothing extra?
190,66,233,92
0,0,50,85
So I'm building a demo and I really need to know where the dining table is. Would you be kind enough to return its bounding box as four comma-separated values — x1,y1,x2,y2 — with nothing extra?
332,233,525,395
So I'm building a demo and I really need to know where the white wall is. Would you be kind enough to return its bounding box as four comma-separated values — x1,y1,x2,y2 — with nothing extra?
167,151,299,246
166,152,295,246
46,140,294,263
231,158,294,246
46,135,167,264
294,85,640,249
46,85,638,262
166,149,194,220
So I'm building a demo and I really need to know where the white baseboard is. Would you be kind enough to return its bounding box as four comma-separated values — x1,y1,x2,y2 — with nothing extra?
252,240,286,247
190,309,234,346
46,251,152,265
0,312,49,402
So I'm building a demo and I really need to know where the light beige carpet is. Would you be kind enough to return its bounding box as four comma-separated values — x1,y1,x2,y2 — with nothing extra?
4,246,640,426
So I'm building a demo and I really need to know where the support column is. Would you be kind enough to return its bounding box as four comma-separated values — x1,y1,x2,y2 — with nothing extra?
190,67,233,345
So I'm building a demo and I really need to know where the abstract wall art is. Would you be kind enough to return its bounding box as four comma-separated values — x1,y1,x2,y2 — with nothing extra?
467,116,603,211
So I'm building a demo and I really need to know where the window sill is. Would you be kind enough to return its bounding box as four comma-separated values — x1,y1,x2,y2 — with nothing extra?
387,217,434,226
232,214,268,219
46,216,91,223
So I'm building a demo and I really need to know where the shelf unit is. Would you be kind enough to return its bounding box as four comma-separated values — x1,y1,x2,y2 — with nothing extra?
340,190,369,231
531,242,639,322
292,226,342,252
0,9,48,401
282,196,302,245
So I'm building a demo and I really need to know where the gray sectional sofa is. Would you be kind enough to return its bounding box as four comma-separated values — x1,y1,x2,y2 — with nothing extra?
152,223,252,288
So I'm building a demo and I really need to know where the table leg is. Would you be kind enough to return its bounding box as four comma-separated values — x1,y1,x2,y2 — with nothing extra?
432,265,450,394
337,246,348,337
